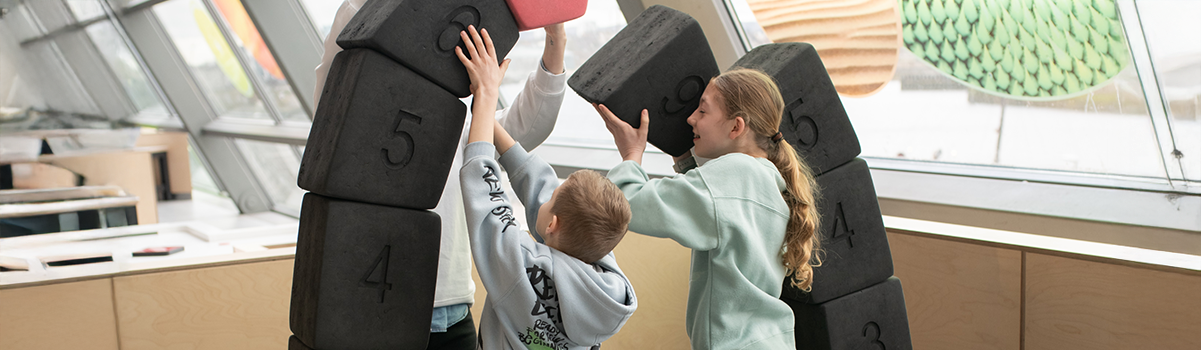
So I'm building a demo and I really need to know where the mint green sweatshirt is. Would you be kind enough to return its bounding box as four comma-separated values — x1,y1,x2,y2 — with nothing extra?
608,153,795,350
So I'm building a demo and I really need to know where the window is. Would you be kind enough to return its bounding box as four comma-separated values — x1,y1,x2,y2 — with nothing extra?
299,0,344,39
63,0,106,22
84,20,168,115
234,138,305,213
728,0,1166,179
25,40,102,115
498,0,628,148
153,0,273,120
207,0,309,122
1139,0,1200,181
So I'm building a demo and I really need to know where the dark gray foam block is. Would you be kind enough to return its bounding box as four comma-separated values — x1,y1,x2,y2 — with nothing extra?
290,193,441,350
568,5,719,157
299,48,466,210
730,43,860,175
781,158,893,304
288,336,313,350
788,277,913,350
336,0,518,97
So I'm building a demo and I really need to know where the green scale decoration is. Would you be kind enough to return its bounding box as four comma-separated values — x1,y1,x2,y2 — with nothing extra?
900,0,1129,99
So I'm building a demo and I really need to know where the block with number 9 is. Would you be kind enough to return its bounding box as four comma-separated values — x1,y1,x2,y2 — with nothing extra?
781,158,893,304
290,193,441,350
299,49,466,210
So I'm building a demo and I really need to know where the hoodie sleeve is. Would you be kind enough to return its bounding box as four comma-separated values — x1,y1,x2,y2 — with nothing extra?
497,141,559,243
460,141,530,300
606,160,720,251
495,65,566,152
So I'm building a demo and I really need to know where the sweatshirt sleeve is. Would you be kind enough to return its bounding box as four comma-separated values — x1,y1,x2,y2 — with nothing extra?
460,141,529,299
496,65,566,152
497,142,559,243
606,160,719,251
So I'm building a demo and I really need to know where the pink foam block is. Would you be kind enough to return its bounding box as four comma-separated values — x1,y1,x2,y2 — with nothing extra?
504,0,587,31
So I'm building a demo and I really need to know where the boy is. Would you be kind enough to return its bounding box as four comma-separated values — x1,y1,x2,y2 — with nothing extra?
457,26,637,350
313,2,569,348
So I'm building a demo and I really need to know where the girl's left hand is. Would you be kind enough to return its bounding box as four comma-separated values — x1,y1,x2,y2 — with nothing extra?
456,25,510,99
594,103,649,164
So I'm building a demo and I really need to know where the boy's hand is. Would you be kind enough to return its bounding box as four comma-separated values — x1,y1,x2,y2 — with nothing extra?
456,25,511,100
594,103,648,164
542,23,566,74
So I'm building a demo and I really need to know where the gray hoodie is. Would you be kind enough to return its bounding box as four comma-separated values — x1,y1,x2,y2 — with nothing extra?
460,141,637,350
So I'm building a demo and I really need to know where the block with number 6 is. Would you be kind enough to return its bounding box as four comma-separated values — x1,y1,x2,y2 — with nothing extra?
787,277,913,350
290,193,441,350
299,49,466,210
781,158,893,304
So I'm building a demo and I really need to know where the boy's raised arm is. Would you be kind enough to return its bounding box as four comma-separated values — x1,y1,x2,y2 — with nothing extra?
456,25,510,145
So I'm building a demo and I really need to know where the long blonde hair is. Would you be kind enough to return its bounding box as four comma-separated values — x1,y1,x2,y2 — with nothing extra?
712,68,822,292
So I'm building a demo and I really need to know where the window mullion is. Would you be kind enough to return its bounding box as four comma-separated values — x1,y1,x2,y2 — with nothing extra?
1118,0,1185,184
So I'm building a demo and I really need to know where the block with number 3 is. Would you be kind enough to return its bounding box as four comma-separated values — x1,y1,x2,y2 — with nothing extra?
787,277,913,350
290,193,441,350
299,49,466,210
781,158,893,304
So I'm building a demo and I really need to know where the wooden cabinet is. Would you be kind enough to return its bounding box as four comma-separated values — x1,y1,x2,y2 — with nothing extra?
0,279,120,350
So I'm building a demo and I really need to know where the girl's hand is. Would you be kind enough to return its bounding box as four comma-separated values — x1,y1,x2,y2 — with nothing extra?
594,104,648,164
542,23,566,74
455,25,510,100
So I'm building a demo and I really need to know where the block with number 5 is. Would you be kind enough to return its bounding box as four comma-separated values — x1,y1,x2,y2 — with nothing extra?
290,193,441,350
299,49,466,210
781,158,893,304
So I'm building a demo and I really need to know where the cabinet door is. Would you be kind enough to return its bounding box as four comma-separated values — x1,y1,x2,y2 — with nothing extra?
0,279,120,350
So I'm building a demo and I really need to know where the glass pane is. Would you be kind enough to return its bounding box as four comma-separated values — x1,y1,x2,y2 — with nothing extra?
209,0,310,122
234,138,305,213
730,0,1164,178
26,40,102,115
153,0,272,120
9,3,47,41
299,0,344,39
64,0,106,22
1139,0,1200,180
84,20,167,115
724,0,771,51
188,141,222,195
499,0,627,148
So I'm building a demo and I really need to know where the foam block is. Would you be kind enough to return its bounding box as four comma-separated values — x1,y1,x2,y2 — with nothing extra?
299,49,466,210
781,158,893,304
504,0,587,31
788,277,913,350
288,336,314,350
568,5,720,157
290,193,440,350
730,43,860,175
336,0,519,97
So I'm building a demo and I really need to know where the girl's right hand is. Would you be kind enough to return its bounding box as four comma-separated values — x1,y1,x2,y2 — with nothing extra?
594,104,649,164
455,25,510,100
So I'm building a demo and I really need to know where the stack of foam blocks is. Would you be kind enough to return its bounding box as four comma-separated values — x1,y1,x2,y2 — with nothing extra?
287,0,583,349
734,43,914,350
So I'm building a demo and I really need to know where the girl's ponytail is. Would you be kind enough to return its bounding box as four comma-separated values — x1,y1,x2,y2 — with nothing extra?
712,69,822,292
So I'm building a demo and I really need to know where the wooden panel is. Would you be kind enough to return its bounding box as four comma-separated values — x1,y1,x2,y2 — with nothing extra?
887,231,1022,350
746,0,900,96
0,278,119,350
47,150,158,224
113,259,293,350
470,232,692,349
135,132,192,195
1025,253,1201,350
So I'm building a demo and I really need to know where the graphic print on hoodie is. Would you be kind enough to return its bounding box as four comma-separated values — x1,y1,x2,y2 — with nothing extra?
460,141,637,350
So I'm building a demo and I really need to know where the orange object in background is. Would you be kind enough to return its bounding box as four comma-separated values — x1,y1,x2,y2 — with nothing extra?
212,0,285,80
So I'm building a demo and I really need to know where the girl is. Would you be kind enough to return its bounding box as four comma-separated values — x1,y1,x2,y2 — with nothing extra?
596,68,821,349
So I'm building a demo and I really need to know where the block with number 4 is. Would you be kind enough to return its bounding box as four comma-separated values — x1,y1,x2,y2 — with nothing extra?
336,0,519,97
781,158,893,304
568,5,720,157
299,49,466,210
290,193,441,350
730,42,860,175
787,277,913,350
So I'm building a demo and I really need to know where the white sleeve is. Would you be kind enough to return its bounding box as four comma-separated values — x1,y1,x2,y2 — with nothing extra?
311,0,361,110
496,64,567,152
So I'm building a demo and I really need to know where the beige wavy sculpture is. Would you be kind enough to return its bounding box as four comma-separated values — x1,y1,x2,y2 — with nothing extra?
746,0,902,97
